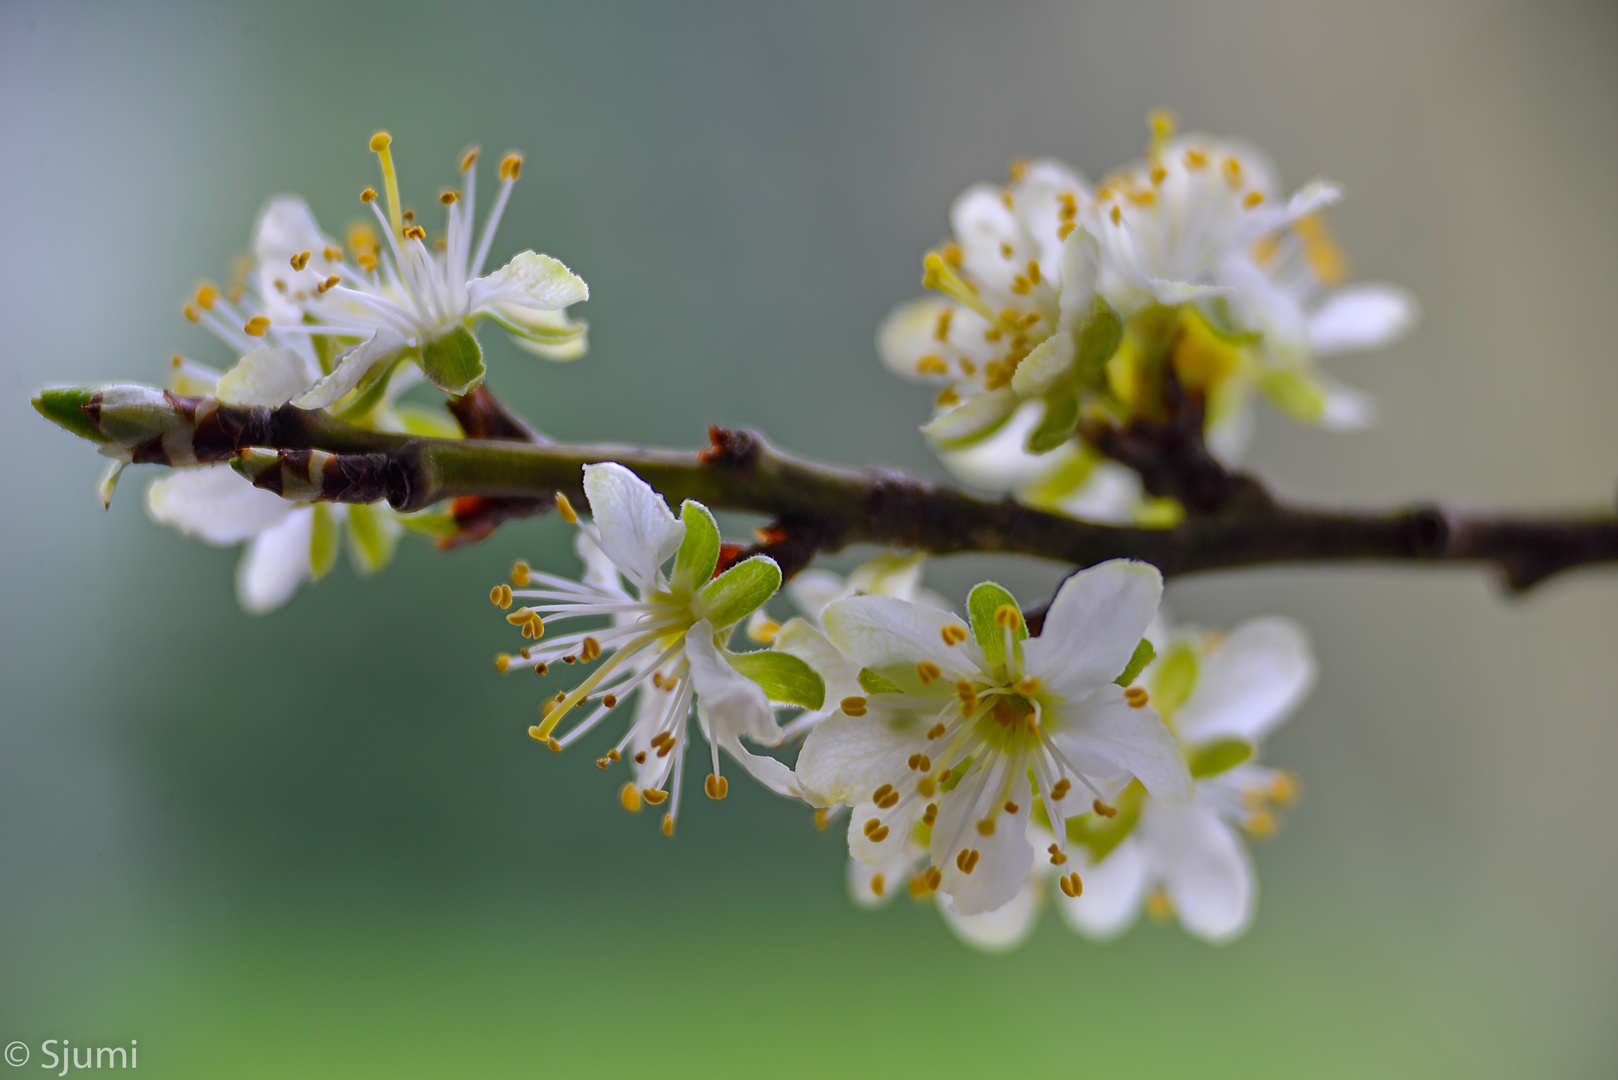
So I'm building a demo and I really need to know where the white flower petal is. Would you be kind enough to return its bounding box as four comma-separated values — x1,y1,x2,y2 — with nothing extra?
848,799,925,867
1049,687,1192,803
146,464,295,545
292,329,407,410
786,569,847,624
822,594,984,684
234,506,315,614
847,851,912,910
581,463,685,591
1024,559,1163,697
467,251,588,313
214,347,316,407
877,296,958,383
939,878,1043,953
686,621,783,748
1307,284,1418,355
1142,800,1256,943
1174,617,1317,747
573,532,628,597
796,710,926,809
1316,374,1378,430
1010,332,1074,399
772,620,862,703
1055,835,1149,940
919,387,1019,448
933,765,1034,915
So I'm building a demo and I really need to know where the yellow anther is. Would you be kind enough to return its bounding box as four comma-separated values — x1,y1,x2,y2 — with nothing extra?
999,241,1013,260
243,315,270,337
368,131,392,152
1058,221,1076,240
1269,770,1300,806
984,326,1003,342
934,387,959,408
1146,889,1174,922
908,873,930,898
642,788,668,805
959,358,976,375
1010,275,1032,295
495,653,511,674
873,783,899,810
661,813,675,837
547,736,562,752
840,696,868,717
813,808,830,831
1048,843,1068,866
1008,156,1029,183
916,777,936,798
941,624,968,646
527,724,545,741
933,307,953,341
633,751,646,764
1025,260,1041,286
926,722,947,740
863,817,882,838
1003,800,1019,814
748,618,781,643
993,604,1023,630
704,773,729,800
1243,191,1265,209
595,757,610,770
195,283,220,309
915,661,942,686
580,637,601,662
1093,799,1118,818
907,753,932,773
956,849,981,874
1184,148,1208,171
555,493,578,523
323,245,343,262
499,152,523,181
1150,165,1167,186
1294,213,1348,285
1110,204,1123,226
924,866,942,891
510,560,531,586
915,354,948,376
504,604,539,625
940,242,963,268
357,253,379,272
1015,677,1042,696
459,146,480,172
976,819,995,836
1000,189,1013,210
1021,311,1042,329
290,250,311,271
1222,156,1243,188
360,187,378,203
317,274,340,294
922,802,938,826
403,225,426,241
533,662,548,676
1124,686,1149,709
602,694,618,708
619,782,642,812
183,303,201,323
1245,810,1278,838
439,190,459,205
1058,871,1083,898
1050,778,1071,801
870,873,886,898
1148,107,1177,163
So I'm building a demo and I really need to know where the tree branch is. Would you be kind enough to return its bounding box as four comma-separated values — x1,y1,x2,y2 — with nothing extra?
206,401,1618,593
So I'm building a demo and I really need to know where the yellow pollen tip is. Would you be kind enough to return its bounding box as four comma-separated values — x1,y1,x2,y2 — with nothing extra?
619,782,642,813
499,152,523,181
1147,889,1174,922
494,654,511,674
195,284,219,309
602,694,618,708
243,316,270,337
955,849,981,874
360,187,378,203
1050,778,1071,800
403,225,426,241
661,813,675,837
182,304,201,323
581,637,601,662
440,190,459,205
925,866,942,891
490,584,513,608
1269,770,1300,806
870,873,886,898
915,661,942,686
510,560,531,586
554,493,578,524
915,354,948,376
840,696,868,717
941,624,968,646
813,808,830,831
1093,799,1118,818
1245,810,1278,837
290,251,311,271
993,604,1023,630
368,131,392,152
1124,686,1149,708
459,147,480,172
927,722,947,740
642,788,668,805
1015,677,1041,696
976,819,995,836
705,774,729,800
1059,872,1083,898
317,274,340,294
547,737,562,753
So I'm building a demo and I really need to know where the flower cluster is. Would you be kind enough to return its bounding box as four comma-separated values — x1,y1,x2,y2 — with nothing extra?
131,131,589,611
881,110,1417,523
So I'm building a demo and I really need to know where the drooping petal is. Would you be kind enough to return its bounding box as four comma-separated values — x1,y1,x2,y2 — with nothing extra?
146,464,295,545
467,251,588,313
581,463,685,592
685,621,783,748
1024,559,1163,697
234,506,315,614
1048,687,1192,803
293,329,407,410
1141,800,1256,944
1173,617,1317,747
214,347,317,407
939,878,1044,953
1054,834,1149,940
932,764,1034,916
822,594,984,686
1307,284,1418,355
795,710,926,809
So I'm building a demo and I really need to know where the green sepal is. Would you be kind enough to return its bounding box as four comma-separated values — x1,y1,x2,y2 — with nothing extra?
1025,386,1080,454
1066,779,1144,862
967,581,1025,673
346,502,397,576
335,350,413,423
940,755,973,793
1150,641,1198,719
671,500,721,593
696,555,781,630
33,387,106,444
1076,295,1124,377
309,503,340,581
858,668,904,696
396,512,459,539
1113,638,1157,687
1188,737,1253,780
419,322,486,397
725,649,825,709
1256,368,1326,424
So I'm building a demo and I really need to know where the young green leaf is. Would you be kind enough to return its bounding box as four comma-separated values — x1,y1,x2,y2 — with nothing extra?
1025,386,1081,454
725,649,825,709
671,500,720,592
967,581,1025,672
309,503,340,580
419,322,486,397
1113,638,1157,687
1188,737,1253,779
696,555,781,630
347,502,397,575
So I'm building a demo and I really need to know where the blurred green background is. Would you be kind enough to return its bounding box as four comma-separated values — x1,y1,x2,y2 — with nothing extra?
3,1,1616,1076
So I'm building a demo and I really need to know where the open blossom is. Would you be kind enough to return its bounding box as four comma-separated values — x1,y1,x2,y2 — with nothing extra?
934,612,1316,950
795,560,1190,916
491,463,822,836
208,131,587,409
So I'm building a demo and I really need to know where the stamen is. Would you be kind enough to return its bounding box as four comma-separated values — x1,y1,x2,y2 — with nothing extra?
290,250,311,271
460,147,480,173
555,493,578,523
439,190,459,205
1244,810,1277,837
1016,677,1042,696
195,284,219,310
870,873,886,898
642,788,668,805
813,808,830,830
1025,260,1042,286
955,680,978,716
1243,191,1265,209
369,130,404,238
935,388,959,407
921,803,937,826
1050,778,1071,801
955,849,980,874
993,604,1023,630
619,782,642,812
915,661,942,686
976,818,995,836
499,153,523,181
934,307,953,341
317,275,340,294
1146,889,1174,922
872,783,899,810
940,624,968,646
360,187,378,203
1048,843,1068,866
915,354,948,375
907,753,932,772
510,560,531,586
840,696,868,717
1124,686,1149,708
704,774,729,800
1058,872,1083,898
494,654,511,673
863,817,883,838
1093,799,1118,818
580,637,602,662
661,813,675,837
1003,800,1019,814
927,722,947,740
924,866,942,891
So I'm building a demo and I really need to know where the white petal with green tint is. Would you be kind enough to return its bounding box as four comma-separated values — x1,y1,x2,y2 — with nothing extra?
1024,560,1163,698
1142,801,1255,943
823,594,983,686
1048,687,1191,803
795,711,923,809
468,250,588,312
920,387,1019,449
214,347,315,407
146,464,295,545
581,462,685,591
1173,617,1316,747
294,329,407,410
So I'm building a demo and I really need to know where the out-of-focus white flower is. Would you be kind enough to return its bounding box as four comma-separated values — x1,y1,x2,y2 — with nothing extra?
795,560,1189,917
493,464,822,836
